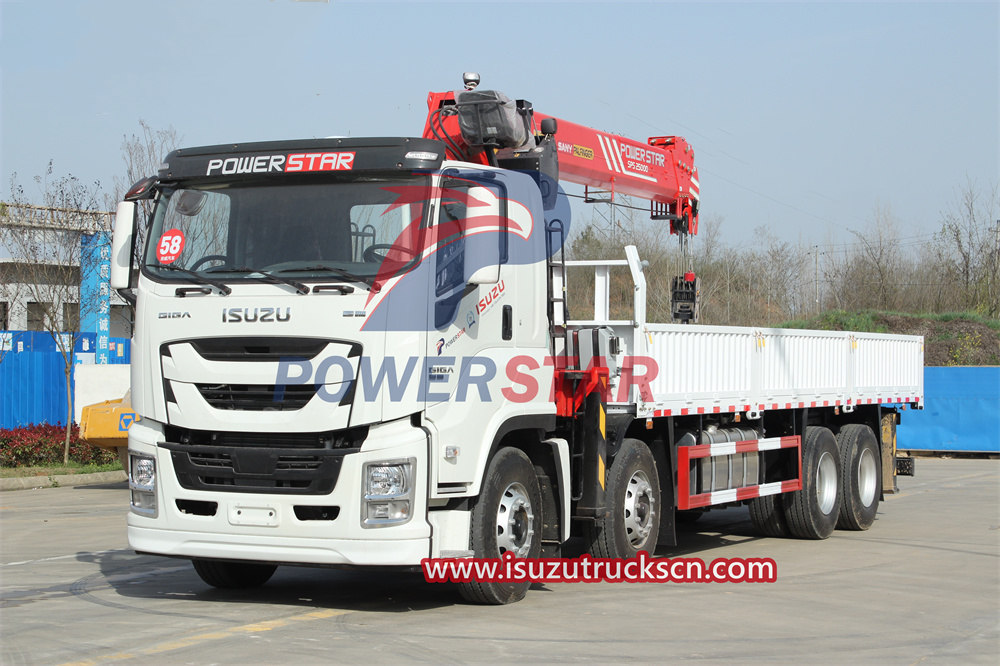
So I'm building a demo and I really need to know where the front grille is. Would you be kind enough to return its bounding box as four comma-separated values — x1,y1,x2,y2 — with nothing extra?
189,450,232,468
164,442,350,495
162,426,366,495
195,383,318,411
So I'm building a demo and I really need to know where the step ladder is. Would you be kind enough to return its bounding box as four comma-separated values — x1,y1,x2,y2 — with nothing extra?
546,219,590,502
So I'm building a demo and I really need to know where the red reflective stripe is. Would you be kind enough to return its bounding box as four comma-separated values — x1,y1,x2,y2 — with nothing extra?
677,446,692,510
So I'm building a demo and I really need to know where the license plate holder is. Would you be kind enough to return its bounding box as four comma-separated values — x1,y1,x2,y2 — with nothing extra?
228,504,279,527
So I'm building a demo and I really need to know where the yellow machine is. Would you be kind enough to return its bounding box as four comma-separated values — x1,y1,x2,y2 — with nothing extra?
79,392,135,469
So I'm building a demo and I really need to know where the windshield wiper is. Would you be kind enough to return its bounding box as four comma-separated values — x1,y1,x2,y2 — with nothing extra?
206,266,310,295
276,265,380,293
152,264,232,296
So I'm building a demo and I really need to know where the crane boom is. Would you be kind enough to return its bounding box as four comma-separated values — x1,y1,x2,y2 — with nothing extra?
532,112,699,234
422,77,703,322
422,88,700,236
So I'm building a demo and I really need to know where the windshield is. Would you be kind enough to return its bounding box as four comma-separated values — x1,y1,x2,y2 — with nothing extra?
142,176,430,282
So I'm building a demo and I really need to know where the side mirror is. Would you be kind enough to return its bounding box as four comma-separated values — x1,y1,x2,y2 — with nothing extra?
110,201,136,289
467,264,499,286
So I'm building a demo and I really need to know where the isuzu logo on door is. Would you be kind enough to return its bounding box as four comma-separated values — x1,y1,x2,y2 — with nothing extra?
222,307,291,323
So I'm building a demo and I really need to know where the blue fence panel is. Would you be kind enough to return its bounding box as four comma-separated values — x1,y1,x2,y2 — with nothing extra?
897,366,999,453
1,331,131,428
0,349,72,428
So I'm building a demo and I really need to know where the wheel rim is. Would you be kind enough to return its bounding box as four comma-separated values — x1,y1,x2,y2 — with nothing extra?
495,482,534,558
816,451,838,515
624,470,655,549
857,448,878,507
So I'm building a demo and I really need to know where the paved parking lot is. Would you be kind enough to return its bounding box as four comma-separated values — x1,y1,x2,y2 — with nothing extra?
1,458,997,664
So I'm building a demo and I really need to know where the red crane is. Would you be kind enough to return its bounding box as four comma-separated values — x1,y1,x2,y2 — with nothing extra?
422,74,701,322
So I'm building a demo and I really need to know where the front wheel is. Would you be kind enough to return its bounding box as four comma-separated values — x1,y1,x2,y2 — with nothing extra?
458,447,542,605
585,438,660,558
192,559,277,589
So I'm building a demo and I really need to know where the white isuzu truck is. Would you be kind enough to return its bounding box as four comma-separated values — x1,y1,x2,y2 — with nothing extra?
110,77,922,604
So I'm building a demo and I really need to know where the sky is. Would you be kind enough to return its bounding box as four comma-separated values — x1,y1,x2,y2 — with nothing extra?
1,0,997,251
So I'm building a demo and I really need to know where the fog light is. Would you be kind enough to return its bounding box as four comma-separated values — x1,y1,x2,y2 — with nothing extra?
131,490,156,511
366,500,411,522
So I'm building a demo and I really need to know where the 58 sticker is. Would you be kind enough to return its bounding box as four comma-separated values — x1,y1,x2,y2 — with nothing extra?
156,229,185,264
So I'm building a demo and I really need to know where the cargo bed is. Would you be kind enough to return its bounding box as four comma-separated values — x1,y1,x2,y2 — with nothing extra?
564,247,924,415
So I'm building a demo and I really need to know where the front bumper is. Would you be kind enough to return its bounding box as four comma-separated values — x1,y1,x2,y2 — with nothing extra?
126,417,432,566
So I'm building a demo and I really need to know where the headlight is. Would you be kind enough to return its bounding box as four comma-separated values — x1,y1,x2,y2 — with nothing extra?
366,464,408,497
129,453,157,518
362,458,415,528
132,456,156,488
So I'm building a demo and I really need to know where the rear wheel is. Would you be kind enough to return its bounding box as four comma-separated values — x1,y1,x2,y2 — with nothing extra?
836,424,881,530
748,494,789,537
458,447,542,605
192,559,277,589
783,426,841,539
585,438,660,558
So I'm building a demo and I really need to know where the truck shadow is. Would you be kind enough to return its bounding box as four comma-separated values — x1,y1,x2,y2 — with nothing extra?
75,550,459,613
72,505,765,613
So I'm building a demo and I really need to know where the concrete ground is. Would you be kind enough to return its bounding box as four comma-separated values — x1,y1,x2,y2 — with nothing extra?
0,459,997,664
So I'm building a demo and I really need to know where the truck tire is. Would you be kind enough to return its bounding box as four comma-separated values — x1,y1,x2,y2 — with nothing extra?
782,426,841,539
836,424,881,530
192,559,277,589
748,494,788,537
585,438,660,558
458,447,542,605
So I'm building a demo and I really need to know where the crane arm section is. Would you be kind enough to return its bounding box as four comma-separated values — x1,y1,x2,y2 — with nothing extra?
422,89,700,235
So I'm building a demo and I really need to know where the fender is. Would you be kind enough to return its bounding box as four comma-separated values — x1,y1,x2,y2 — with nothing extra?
544,437,571,543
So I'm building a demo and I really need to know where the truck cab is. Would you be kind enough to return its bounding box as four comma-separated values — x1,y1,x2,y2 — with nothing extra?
114,137,563,578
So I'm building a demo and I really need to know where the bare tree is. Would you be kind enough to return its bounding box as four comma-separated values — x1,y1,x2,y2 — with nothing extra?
110,120,180,205
935,181,1000,316
108,121,180,279
2,163,110,462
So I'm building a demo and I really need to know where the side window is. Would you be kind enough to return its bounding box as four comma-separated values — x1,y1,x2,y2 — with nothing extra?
433,174,505,328
435,189,467,297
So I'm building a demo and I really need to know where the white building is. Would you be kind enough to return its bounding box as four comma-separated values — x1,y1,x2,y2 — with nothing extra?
0,204,132,338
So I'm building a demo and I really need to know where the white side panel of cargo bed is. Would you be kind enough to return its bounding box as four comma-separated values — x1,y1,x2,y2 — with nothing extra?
854,333,924,402
643,326,753,404
635,323,923,416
